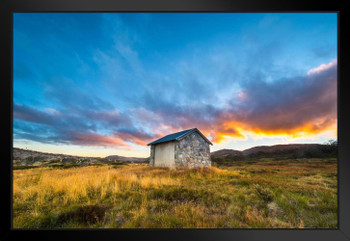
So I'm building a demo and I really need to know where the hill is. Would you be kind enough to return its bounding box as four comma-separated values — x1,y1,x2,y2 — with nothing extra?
242,144,324,155
210,149,242,157
13,148,149,167
211,143,337,164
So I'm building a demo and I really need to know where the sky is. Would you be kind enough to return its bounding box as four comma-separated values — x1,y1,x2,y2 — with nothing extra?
13,13,337,157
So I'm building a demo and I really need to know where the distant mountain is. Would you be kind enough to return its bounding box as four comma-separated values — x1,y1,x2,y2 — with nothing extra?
242,144,324,156
211,143,337,161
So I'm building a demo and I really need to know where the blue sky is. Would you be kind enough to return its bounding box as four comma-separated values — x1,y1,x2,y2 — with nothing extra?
13,13,337,157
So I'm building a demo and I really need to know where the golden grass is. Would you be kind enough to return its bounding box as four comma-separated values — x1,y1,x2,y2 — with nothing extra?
14,165,182,207
13,159,337,229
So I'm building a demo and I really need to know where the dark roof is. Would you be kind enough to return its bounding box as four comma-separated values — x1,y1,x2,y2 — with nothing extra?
147,128,213,146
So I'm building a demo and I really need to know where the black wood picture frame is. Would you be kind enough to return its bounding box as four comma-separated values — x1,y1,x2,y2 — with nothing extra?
2,0,350,240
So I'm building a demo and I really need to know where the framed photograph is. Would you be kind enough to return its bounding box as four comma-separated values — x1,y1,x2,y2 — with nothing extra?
3,0,350,240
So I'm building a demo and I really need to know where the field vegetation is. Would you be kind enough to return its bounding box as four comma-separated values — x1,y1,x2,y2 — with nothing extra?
13,157,337,229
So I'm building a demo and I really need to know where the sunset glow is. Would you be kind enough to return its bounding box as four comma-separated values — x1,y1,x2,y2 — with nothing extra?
13,13,337,157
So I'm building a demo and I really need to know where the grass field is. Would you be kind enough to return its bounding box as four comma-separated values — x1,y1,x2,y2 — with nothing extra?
12,158,337,229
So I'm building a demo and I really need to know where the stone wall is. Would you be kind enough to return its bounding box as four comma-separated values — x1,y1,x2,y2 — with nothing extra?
174,131,211,168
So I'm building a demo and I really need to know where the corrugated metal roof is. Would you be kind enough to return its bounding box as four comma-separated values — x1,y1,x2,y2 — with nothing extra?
147,128,213,146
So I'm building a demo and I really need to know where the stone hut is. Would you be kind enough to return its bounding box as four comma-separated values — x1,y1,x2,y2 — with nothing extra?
147,128,212,169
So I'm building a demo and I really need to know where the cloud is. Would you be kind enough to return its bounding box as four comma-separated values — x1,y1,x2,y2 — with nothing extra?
14,103,57,125
13,84,158,148
239,59,337,130
132,59,337,143
13,55,337,150
113,128,160,146
13,14,337,150
68,131,131,149
210,59,337,140
307,59,337,75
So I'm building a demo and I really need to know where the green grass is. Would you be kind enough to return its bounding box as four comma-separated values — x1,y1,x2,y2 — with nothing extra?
13,158,337,229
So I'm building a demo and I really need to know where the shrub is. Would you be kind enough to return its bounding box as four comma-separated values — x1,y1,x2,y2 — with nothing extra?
253,185,274,203
57,204,109,225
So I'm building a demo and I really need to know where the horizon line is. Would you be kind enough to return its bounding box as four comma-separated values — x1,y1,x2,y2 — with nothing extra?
12,141,335,159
